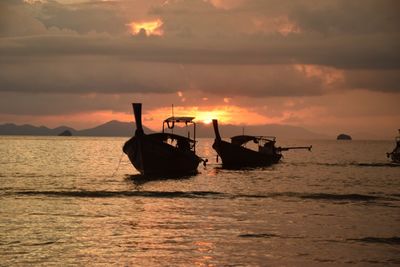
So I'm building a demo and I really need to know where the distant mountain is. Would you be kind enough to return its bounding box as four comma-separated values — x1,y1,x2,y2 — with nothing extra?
78,120,153,137
78,120,132,137
0,121,151,137
0,120,326,139
0,123,77,136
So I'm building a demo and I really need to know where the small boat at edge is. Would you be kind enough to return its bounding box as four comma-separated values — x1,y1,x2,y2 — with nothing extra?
123,103,203,176
387,129,400,163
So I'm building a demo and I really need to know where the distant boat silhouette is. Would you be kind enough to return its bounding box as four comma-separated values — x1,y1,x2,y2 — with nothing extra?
212,119,311,168
123,103,203,176
387,129,400,163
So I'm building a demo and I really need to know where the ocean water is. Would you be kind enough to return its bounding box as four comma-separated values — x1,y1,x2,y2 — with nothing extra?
0,136,399,266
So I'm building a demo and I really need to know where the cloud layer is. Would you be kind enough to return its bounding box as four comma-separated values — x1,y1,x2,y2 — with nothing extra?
1,0,399,96
0,0,399,137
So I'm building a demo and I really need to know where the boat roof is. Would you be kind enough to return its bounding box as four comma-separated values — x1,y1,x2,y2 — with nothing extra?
231,135,276,146
164,116,195,123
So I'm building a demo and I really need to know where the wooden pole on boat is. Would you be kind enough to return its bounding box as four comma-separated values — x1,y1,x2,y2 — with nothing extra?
132,103,144,136
193,122,196,153
171,104,174,134
212,119,221,141
278,145,312,151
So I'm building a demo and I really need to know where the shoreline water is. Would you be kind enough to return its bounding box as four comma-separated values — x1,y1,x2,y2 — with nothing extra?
1,137,399,265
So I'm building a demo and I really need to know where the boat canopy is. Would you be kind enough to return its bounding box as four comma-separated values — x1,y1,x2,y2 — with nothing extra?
164,117,195,124
231,135,276,146
162,116,197,151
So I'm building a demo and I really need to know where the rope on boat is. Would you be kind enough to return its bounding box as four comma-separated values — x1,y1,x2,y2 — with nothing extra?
111,151,125,177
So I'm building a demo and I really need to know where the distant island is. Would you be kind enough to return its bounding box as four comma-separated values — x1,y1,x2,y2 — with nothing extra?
58,130,73,136
337,133,352,140
0,120,328,139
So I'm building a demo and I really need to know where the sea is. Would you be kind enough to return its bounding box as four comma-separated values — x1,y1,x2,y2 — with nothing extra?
0,136,399,266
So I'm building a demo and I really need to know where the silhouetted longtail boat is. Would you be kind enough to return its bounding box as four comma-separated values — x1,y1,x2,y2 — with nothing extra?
212,119,312,168
387,129,400,163
123,103,203,176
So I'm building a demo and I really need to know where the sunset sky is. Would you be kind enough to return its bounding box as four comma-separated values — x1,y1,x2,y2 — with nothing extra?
0,0,399,138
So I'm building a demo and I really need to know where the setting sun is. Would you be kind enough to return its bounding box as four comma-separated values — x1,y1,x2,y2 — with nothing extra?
202,117,213,124
195,111,226,124
126,19,163,36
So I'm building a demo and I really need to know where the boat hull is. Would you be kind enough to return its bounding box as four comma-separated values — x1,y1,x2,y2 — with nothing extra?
212,139,281,168
123,135,201,176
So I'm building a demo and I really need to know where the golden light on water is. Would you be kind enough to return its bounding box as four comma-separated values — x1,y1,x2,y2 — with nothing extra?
126,19,163,36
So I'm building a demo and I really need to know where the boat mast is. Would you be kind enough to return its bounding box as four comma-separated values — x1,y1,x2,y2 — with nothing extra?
212,119,221,141
171,104,174,134
193,121,196,153
132,103,144,136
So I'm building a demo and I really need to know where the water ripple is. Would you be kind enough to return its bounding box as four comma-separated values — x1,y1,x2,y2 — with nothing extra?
10,190,400,203
347,237,400,245
13,190,225,199
311,162,400,168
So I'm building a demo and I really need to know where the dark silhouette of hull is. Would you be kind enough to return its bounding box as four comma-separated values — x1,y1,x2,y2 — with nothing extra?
212,119,281,168
123,135,200,176
123,103,201,176
212,139,281,168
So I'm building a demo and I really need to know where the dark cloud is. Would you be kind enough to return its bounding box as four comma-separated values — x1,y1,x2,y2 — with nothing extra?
288,0,400,35
0,57,186,94
37,1,128,35
0,91,180,116
344,70,400,92
1,33,399,69
0,0,47,37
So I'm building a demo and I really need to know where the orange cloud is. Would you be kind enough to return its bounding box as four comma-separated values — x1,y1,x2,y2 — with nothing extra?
294,64,345,86
251,15,301,36
208,0,247,9
126,19,163,36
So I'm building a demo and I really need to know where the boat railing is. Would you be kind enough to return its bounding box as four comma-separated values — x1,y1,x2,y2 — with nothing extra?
162,116,197,153
231,135,276,147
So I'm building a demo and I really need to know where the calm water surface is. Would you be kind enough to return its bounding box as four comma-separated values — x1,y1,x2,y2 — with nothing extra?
1,136,399,266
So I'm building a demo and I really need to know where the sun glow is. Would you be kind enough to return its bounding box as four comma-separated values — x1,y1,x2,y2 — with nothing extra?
142,105,270,130
126,19,163,36
195,110,228,124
